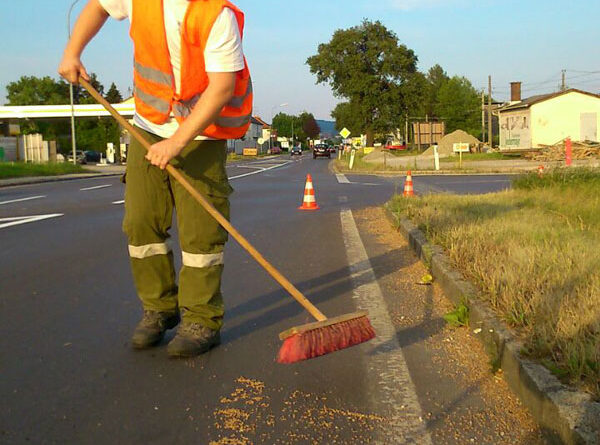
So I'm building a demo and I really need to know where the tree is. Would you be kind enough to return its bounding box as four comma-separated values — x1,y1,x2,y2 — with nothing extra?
435,76,481,136
105,83,123,103
425,64,449,118
300,112,320,139
307,20,424,146
6,76,70,106
331,101,363,136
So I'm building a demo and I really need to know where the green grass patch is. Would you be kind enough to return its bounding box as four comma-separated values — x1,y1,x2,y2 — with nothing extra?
0,162,86,179
444,302,470,327
439,152,521,162
388,167,600,398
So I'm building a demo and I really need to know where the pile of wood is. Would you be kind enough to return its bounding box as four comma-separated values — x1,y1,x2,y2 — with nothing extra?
524,140,600,162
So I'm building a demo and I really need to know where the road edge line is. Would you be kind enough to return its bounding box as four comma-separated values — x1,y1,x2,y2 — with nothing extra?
384,206,600,445
340,208,432,444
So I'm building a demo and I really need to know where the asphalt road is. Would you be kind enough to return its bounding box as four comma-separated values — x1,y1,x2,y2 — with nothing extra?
0,157,515,444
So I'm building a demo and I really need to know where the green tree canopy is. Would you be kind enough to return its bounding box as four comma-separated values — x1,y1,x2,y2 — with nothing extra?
435,76,481,137
6,76,70,105
307,20,423,145
425,64,449,118
105,82,123,103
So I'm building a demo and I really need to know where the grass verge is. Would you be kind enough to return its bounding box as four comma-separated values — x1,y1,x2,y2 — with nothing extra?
388,167,600,398
439,152,522,162
0,162,86,179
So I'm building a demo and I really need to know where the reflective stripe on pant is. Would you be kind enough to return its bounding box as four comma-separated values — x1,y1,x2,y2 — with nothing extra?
123,127,232,330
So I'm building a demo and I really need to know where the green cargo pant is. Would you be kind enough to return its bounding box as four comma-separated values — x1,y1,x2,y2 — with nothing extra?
123,127,233,331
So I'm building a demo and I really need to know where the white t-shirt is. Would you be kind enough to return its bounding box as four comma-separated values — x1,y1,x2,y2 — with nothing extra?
99,0,245,139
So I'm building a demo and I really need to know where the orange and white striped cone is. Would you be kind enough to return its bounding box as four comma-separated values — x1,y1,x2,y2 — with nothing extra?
298,174,320,210
403,171,414,197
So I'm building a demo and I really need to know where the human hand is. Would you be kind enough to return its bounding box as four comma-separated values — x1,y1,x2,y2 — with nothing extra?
58,53,90,84
145,138,186,170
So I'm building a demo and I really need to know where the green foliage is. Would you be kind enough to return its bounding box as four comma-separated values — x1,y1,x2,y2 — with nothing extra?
435,76,481,136
307,20,424,145
424,64,449,118
0,162,85,179
105,83,123,103
513,167,600,190
443,302,470,327
5,74,121,153
6,76,70,105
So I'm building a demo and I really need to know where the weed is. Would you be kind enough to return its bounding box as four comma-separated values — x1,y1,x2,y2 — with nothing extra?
444,302,469,328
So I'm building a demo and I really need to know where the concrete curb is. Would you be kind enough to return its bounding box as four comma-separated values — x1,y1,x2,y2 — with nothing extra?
384,207,600,445
0,173,123,189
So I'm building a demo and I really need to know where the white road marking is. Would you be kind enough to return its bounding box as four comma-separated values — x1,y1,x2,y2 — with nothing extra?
0,214,64,230
112,200,125,205
228,161,292,181
340,208,432,444
80,184,112,191
336,174,379,186
0,195,46,206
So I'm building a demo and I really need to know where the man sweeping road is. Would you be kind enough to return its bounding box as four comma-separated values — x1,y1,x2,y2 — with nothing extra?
59,0,252,357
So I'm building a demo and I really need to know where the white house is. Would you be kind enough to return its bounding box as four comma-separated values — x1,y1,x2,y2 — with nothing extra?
498,84,600,150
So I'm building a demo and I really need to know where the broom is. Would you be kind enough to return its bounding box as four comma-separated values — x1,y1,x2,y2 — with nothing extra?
79,77,376,363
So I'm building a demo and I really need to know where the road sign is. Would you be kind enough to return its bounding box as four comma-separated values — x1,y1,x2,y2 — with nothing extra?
340,128,351,139
258,138,265,145
243,148,258,156
453,143,470,153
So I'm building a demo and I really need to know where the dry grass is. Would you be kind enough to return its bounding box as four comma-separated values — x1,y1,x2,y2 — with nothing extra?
388,168,600,398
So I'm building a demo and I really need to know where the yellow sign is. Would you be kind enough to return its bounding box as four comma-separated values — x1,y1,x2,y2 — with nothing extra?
243,148,258,156
363,147,375,155
340,127,351,139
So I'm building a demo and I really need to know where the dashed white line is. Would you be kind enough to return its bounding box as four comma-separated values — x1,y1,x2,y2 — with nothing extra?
228,161,292,180
340,208,432,443
0,195,46,206
112,200,125,205
0,214,64,230
80,184,112,191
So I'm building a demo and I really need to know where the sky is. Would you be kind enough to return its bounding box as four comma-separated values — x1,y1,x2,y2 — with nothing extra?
1,0,600,121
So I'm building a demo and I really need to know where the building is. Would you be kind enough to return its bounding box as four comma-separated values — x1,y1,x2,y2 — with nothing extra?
498,83,600,150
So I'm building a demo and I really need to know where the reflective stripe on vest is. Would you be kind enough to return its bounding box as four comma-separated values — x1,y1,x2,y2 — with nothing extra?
134,86,171,115
134,61,174,88
182,251,224,268
172,78,253,121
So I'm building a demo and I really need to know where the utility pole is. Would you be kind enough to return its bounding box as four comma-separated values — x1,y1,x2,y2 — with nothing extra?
488,75,493,148
561,69,567,91
481,90,485,144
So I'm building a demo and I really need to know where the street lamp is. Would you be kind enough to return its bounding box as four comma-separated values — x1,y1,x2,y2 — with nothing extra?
67,0,81,165
270,103,288,153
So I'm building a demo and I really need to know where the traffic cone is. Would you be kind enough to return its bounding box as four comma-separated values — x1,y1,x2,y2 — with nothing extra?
403,171,414,197
298,174,320,210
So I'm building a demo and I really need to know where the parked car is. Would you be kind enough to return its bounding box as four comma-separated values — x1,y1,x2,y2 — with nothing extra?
270,146,282,155
384,142,407,151
328,145,337,154
84,150,101,163
67,150,87,164
290,146,302,156
313,144,330,159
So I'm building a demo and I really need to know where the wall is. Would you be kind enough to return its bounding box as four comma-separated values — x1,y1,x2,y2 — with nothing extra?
0,137,18,161
530,91,600,146
499,109,531,149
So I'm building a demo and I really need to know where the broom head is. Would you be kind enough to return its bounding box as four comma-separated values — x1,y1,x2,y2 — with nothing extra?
277,311,375,364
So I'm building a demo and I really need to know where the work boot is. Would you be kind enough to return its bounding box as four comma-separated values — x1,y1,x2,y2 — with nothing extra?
167,322,221,358
131,310,180,349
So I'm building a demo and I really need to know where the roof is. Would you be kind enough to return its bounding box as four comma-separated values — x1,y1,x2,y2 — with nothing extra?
251,116,270,128
499,88,600,112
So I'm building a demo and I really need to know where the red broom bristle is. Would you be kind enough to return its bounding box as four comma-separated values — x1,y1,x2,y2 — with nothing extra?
277,316,376,364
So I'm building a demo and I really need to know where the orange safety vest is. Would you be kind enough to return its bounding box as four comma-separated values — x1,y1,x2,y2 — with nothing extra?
130,0,252,139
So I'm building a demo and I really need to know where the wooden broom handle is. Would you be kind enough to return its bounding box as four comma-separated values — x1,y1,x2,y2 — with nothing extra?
79,77,327,322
